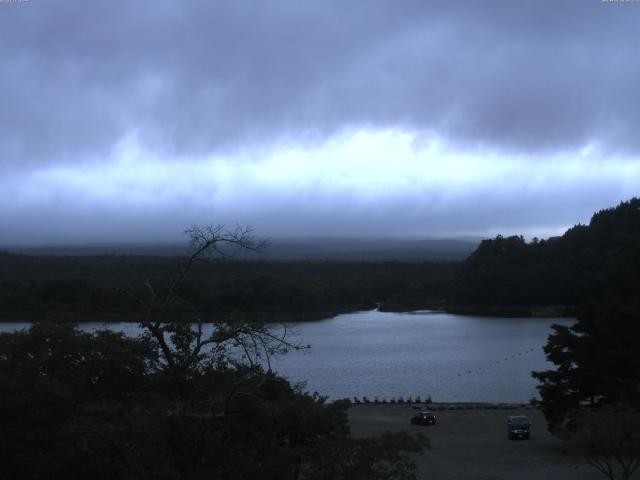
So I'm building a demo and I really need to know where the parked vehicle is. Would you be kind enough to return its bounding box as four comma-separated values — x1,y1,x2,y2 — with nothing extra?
411,411,437,426
507,415,530,440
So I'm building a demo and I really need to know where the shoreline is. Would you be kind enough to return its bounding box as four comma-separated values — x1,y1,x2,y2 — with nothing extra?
0,307,361,324
445,304,574,318
0,303,575,323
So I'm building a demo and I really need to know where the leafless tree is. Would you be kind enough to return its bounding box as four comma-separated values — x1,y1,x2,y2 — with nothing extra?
119,224,305,374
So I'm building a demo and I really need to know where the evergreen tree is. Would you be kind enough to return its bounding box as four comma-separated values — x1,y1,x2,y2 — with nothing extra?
532,302,640,432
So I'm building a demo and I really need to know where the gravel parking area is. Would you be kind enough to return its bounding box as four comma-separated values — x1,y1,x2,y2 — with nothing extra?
348,404,603,480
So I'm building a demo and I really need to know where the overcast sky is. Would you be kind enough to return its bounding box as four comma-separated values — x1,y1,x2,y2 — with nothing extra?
1,0,639,245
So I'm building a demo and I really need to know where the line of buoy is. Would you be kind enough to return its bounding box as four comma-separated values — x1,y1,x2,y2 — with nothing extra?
454,347,539,377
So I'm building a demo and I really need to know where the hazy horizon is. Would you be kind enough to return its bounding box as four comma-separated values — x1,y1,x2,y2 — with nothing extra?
1,235,482,262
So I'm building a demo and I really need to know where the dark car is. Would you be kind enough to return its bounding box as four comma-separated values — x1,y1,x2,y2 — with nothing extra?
507,415,530,440
410,411,437,426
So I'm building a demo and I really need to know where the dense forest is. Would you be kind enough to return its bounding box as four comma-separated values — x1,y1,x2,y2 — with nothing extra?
0,254,455,321
451,198,640,315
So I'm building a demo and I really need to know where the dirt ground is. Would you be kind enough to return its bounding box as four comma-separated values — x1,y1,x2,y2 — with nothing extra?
348,404,604,480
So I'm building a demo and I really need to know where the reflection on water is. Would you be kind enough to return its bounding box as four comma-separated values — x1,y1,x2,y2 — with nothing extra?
0,310,574,402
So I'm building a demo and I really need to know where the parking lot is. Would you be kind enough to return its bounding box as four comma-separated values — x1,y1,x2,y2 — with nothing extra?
348,404,604,480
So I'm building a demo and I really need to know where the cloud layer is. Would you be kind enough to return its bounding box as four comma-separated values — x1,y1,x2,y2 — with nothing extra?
1,1,639,244
3,0,640,165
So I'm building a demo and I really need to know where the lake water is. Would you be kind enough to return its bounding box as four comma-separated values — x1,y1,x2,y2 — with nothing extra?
0,309,574,403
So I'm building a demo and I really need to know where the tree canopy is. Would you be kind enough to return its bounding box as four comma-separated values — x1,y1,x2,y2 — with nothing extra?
568,404,640,480
452,198,640,312
532,302,640,432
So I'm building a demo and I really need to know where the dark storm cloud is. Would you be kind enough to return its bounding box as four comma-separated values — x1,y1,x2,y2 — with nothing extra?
2,0,639,170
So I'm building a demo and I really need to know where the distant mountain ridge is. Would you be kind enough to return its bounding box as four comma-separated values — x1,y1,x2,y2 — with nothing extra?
5,237,480,261
263,238,479,261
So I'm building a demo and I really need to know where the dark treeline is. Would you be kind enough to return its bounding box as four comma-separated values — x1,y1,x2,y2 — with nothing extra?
0,321,427,480
451,198,640,314
0,254,455,321
526,202,640,476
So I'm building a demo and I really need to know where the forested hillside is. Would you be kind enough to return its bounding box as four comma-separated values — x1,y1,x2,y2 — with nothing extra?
451,198,640,313
0,255,454,321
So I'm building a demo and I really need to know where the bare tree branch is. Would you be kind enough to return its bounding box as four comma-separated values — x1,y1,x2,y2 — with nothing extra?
115,224,302,375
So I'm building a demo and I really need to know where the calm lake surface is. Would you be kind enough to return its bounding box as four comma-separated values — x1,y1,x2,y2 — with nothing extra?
0,309,574,403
